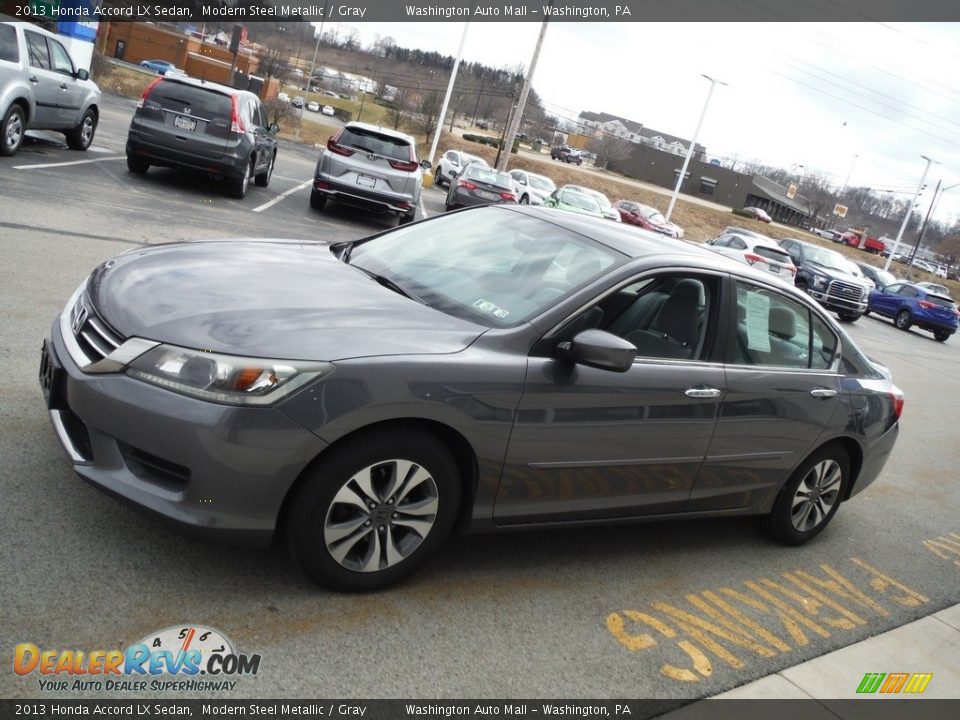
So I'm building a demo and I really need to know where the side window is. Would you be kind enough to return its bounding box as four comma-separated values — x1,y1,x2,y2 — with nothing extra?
47,38,75,76
562,274,714,362
253,102,266,127
898,286,918,297
712,236,731,248
445,151,456,162
810,313,839,369
0,24,18,63
885,283,902,295
730,237,747,250
25,31,50,70
733,282,814,369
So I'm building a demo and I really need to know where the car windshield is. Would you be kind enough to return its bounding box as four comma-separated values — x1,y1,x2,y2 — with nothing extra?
463,154,488,167
804,245,851,272
586,191,613,209
347,210,623,327
528,175,555,192
560,191,601,213
875,269,897,286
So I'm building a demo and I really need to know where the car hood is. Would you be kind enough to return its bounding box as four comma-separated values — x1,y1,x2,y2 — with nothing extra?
87,240,486,361
805,261,871,286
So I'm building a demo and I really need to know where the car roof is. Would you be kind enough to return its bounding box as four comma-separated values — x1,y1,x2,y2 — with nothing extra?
1,19,56,38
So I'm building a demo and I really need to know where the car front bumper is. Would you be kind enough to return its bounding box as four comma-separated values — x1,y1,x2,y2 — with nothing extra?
42,320,328,546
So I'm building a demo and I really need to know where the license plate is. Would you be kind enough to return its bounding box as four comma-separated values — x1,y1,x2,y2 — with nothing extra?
477,190,498,200
769,265,780,273
356,174,376,188
174,115,196,131
39,340,66,410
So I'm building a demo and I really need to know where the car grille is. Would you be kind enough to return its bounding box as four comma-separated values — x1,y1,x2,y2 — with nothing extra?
69,293,124,365
827,280,865,303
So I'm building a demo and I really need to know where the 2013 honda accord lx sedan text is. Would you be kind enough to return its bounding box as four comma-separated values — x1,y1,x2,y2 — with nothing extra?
39,206,903,591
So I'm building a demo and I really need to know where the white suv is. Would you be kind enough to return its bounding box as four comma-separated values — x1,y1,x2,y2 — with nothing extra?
0,21,101,156
311,122,431,225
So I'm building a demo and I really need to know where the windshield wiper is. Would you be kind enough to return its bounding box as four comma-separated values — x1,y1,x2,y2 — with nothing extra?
352,265,424,303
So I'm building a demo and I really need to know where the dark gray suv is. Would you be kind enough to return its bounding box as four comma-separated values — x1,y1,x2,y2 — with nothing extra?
125,76,278,198
1,20,100,156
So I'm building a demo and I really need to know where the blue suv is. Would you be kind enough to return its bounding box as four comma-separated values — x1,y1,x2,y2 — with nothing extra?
867,281,959,342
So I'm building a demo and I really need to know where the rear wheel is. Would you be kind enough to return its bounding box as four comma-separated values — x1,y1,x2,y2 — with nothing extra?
398,212,415,226
934,329,951,342
229,158,253,199
126,155,149,174
254,152,275,187
1,104,25,156
286,429,461,591
520,194,529,205
837,312,860,323
65,108,97,151
310,188,326,210
895,310,912,331
764,443,849,545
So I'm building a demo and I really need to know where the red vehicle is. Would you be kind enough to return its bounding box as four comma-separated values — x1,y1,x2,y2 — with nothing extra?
840,230,886,255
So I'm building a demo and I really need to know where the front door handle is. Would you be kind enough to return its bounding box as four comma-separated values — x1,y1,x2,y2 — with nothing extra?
685,388,721,398
810,388,837,398
29,75,39,83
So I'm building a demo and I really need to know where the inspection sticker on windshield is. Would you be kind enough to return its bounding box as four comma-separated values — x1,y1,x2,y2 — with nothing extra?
473,299,509,320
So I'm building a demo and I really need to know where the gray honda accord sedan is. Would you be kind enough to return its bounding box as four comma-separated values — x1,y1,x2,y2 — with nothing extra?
40,206,902,591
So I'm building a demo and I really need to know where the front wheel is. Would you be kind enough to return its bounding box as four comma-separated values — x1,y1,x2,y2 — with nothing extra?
837,312,860,323
764,443,849,545
286,429,461,591
65,108,97,151
895,309,912,331
934,329,951,342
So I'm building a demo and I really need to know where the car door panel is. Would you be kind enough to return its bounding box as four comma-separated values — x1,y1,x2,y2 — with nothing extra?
494,358,724,524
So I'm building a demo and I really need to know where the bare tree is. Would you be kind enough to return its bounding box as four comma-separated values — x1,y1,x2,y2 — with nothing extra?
388,87,414,130
588,132,634,170
413,90,444,137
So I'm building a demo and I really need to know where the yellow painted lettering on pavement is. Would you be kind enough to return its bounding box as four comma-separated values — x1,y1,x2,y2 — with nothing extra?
850,558,929,607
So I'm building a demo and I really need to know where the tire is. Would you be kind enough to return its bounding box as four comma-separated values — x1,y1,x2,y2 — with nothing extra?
837,312,860,323
894,309,912,331
435,173,445,187
126,154,149,174
398,212,415,225
65,108,97,151
254,152,275,187
764,443,849,545
229,158,253,199
576,158,582,166
1,104,25,157
520,194,529,205
934,329,951,342
310,188,326,210
863,308,871,317
285,429,461,591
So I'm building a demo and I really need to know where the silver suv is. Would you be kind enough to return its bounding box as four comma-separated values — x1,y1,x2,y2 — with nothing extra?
311,122,430,225
0,21,100,156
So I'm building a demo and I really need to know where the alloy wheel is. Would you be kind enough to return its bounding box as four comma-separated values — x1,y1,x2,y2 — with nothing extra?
790,459,842,532
5,112,22,151
323,458,439,573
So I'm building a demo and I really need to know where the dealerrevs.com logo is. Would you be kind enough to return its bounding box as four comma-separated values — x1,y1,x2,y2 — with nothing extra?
13,625,261,692
856,672,933,695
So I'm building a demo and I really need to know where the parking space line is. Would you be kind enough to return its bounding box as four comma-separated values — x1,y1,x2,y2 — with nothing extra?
251,179,312,213
13,156,125,170
419,195,429,219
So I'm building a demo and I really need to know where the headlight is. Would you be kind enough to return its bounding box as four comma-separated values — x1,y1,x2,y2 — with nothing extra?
126,344,333,406
811,275,828,289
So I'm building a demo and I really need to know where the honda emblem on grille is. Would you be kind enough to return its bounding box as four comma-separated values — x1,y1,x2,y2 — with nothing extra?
72,305,88,335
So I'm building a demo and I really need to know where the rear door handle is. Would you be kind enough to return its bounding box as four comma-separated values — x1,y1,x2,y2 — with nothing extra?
810,388,837,398
29,75,39,83
685,388,721,398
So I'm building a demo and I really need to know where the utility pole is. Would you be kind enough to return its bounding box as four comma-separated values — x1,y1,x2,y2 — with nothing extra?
496,11,551,172
471,78,485,126
427,22,470,172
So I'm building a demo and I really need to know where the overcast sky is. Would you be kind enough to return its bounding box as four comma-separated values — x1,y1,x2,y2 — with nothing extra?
324,20,960,226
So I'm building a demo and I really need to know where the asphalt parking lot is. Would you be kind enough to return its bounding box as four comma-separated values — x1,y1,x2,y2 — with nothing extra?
1,93,959,701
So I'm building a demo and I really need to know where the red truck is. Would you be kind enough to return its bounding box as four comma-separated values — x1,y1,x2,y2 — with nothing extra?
839,230,887,255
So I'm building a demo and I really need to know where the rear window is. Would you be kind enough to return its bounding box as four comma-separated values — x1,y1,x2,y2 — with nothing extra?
0,24,18,63
754,246,792,264
339,127,413,162
926,294,955,310
25,31,50,70
465,165,512,188
151,81,233,118
528,176,554,191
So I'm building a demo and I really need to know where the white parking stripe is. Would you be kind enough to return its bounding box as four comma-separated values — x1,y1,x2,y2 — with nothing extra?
251,179,312,213
13,156,125,170
419,194,429,219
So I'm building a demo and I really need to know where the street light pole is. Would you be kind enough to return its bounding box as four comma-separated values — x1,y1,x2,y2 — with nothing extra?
907,180,960,265
883,155,938,272
665,74,727,222
427,22,470,172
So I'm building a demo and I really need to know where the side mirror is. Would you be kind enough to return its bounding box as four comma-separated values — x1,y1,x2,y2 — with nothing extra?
76,69,89,81
420,159,432,170
558,329,636,373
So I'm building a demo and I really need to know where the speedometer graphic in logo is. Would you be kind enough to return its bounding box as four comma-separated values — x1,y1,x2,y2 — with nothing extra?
135,624,235,669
